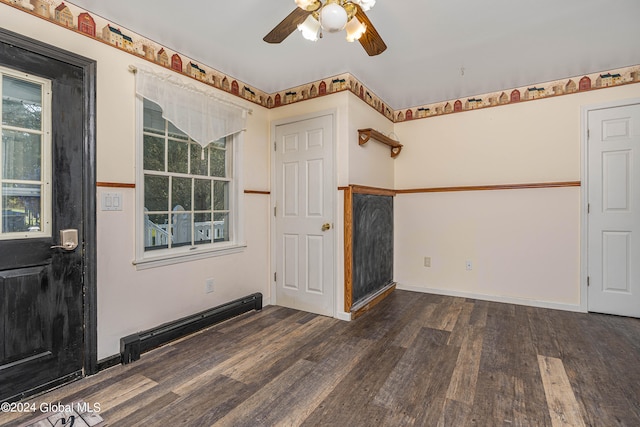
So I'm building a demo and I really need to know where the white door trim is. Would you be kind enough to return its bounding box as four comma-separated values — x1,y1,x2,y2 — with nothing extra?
270,109,338,317
580,97,640,313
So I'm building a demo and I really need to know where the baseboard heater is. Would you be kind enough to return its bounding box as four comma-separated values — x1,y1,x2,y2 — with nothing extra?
120,293,262,364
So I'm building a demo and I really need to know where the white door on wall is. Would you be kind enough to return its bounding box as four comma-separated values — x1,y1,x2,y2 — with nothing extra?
587,102,640,317
274,114,334,316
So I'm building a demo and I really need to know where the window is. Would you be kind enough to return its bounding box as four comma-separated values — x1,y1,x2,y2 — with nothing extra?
0,67,52,239
136,98,243,265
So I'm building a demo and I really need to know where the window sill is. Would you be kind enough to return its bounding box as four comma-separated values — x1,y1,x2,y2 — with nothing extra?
133,242,247,270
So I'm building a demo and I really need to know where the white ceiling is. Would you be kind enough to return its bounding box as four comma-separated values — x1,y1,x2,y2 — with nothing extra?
68,0,640,110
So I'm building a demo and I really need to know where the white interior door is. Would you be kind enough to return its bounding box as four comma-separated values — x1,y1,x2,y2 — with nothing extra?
587,102,640,317
274,114,334,316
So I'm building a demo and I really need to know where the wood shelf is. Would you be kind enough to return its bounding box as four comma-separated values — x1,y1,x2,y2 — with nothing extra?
358,128,402,158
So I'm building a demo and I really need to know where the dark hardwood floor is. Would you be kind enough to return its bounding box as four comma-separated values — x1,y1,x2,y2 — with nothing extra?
2,290,640,426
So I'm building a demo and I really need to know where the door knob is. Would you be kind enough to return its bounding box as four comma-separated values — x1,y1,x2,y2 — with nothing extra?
321,223,331,231
51,229,78,251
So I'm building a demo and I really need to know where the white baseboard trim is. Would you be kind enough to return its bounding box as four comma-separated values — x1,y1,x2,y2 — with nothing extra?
263,298,352,321
396,283,584,313
335,311,352,321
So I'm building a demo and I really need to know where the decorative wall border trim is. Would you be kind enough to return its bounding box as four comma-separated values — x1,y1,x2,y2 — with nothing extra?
395,71,640,124
3,0,638,124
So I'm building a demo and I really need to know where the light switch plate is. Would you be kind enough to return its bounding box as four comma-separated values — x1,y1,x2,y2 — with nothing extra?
101,192,123,211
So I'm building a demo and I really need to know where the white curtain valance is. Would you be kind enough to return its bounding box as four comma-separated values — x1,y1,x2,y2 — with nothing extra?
134,66,250,148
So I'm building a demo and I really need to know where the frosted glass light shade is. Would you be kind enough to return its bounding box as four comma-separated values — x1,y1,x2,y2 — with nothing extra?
298,15,321,41
345,17,366,42
320,2,348,32
353,0,376,11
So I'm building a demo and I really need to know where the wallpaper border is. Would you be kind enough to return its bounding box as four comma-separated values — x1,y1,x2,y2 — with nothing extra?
2,0,639,123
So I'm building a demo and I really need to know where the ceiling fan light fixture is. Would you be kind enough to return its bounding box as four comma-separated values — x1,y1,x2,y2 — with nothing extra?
295,0,317,10
298,15,321,41
320,1,348,33
267,0,386,56
345,16,366,42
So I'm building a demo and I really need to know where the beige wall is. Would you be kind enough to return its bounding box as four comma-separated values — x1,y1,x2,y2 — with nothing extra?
393,84,640,309
394,188,581,308
1,6,272,359
394,97,581,188
346,94,395,189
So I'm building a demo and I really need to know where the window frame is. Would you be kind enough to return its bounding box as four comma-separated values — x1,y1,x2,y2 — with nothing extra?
0,66,52,240
134,96,245,269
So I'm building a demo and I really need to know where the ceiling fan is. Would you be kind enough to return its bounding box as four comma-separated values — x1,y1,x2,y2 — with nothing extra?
264,0,387,56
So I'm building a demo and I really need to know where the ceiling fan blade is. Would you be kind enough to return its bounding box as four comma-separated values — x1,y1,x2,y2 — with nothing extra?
355,5,387,56
264,7,313,44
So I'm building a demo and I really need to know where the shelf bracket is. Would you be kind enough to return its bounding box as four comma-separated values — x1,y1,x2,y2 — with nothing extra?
358,128,402,158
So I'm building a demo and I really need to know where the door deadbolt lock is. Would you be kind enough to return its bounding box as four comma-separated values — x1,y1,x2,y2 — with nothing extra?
51,229,78,251
321,223,331,231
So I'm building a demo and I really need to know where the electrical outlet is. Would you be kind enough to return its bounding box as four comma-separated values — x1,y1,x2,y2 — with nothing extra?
424,256,431,267
205,278,214,293
465,260,473,271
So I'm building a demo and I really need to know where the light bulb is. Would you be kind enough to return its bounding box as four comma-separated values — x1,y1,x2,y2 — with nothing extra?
320,2,348,33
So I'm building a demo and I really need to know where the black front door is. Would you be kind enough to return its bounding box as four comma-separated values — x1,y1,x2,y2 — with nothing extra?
0,29,96,402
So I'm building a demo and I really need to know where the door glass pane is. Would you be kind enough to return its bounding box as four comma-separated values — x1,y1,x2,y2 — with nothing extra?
2,183,41,233
2,76,42,130
1,70,50,239
2,130,42,180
